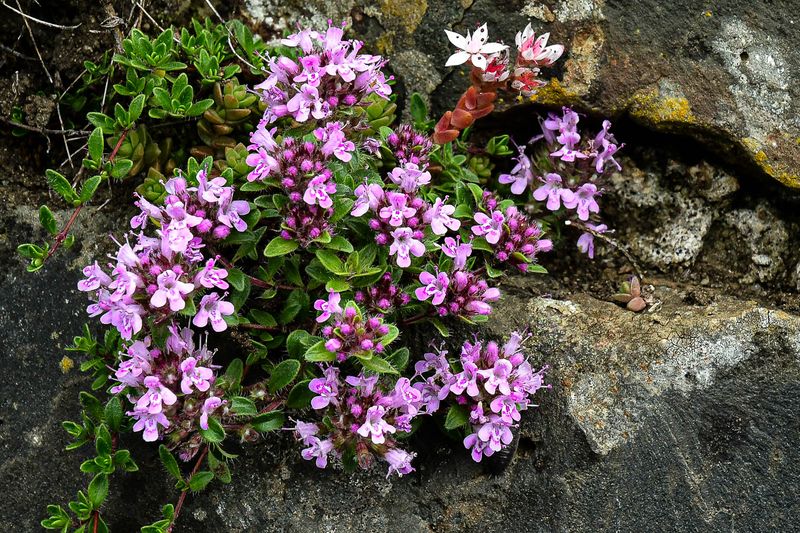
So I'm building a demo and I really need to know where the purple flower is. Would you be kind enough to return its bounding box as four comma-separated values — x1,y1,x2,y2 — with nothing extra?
424,197,460,236
200,396,223,430
478,359,513,395
498,147,533,195
477,416,514,452
150,269,194,312
490,394,522,422
388,227,425,268
294,420,319,445
351,182,384,217
196,170,228,204
389,377,423,416
135,376,178,414
463,432,492,462
180,356,214,394
192,293,235,332
384,448,416,477
309,368,339,409
577,223,607,258
313,291,342,323
532,173,573,211
472,210,505,244
380,192,416,227
303,175,336,208
129,408,170,442
440,236,472,270
448,361,481,397
357,405,396,444
345,374,379,396
415,270,449,306
592,120,623,174
78,262,111,292
194,257,229,290
245,146,279,182
562,183,600,221
388,164,431,193
217,190,251,232
315,122,355,162
301,436,334,468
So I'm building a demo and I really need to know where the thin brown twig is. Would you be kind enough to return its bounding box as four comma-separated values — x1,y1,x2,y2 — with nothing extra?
2,1,81,29
0,117,91,136
0,42,35,60
14,0,53,84
168,446,209,533
134,1,167,34
203,0,258,71
565,220,645,281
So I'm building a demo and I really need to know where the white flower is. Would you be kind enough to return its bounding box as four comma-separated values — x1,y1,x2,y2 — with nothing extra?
444,24,507,70
515,24,564,66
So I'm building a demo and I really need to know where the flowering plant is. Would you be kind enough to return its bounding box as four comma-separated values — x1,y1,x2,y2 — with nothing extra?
29,19,623,532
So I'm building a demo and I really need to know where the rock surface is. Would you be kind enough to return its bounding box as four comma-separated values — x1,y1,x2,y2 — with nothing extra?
245,0,800,188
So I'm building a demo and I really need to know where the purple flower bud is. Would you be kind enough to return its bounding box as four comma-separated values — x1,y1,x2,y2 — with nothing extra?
360,339,374,350
212,225,230,239
325,338,342,351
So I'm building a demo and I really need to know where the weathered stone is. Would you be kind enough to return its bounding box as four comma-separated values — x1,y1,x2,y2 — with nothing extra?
245,0,800,187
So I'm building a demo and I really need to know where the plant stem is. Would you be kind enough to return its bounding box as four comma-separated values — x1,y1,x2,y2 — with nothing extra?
168,445,209,533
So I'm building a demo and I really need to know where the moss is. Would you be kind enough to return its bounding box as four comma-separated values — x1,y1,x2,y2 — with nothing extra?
627,89,695,125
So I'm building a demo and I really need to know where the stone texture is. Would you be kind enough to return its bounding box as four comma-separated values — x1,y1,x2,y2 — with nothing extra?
245,0,800,187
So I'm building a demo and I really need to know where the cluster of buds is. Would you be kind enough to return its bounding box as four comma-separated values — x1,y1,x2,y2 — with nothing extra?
246,120,355,243
114,323,224,453
415,333,549,462
354,271,411,313
315,296,394,362
434,23,564,144
385,124,433,167
254,22,392,124
77,171,246,339
499,107,623,258
295,368,422,476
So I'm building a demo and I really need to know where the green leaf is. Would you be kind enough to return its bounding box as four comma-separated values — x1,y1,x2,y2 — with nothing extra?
286,330,311,358
264,236,298,257
46,169,78,204
79,175,102,203
158,445,182,481
268,359,301,393
386,347,410,373
128,94,146,123
230,396,258,416
359,354,398,374
199,417,225,443
38,205,57,235
249,309,277,327
187,99,214,116
325,278,350,293
315,249,346,275
278,289,308,325
207,452,232,484
251,411,284,432
224,358,244,388
430,318,450,337
528,264,548,274
188,471,214,492
103,396,123,432
88,127,104,162
226,268,247,291
382,324,400,345
304,340,335,362
444,404,470,430
87,474,109,509
410,92,428,124
325,235,354,253
110,159,134,179
285,379,314,409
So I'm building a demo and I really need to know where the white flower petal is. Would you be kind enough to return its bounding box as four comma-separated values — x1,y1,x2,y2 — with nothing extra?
534,32,551,49
445,51,471,67
470,53,488,70
474,24,489,45
444,29,469,50
481,42,508,55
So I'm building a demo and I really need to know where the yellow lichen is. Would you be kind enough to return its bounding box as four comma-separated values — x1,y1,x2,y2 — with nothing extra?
59,355,74,373
742,138,800,188
379,0,427,34
530,79,581,106
374,31,395,55
627,90,695,124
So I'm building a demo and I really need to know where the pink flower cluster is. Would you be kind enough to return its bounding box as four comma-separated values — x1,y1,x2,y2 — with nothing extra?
315,296,393,362
385,124,433,167
472,192,551,271
115,324,224,453
498,107,623,258
354,271,411,313
254,22,392,124
415,333,548,462
295,367,420,477
78,172,246,339
246,121,355,243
